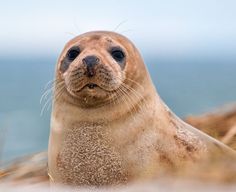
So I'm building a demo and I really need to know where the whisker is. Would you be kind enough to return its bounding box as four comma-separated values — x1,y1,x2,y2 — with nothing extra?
122,82,148,110
44,79,54,90
116,74,148,113
40,80,64,104
52,85,66,107
121,73,144,90
113,20,128,32
119,85,138,117
108,91,117,109
118,74,147,105
122,83,143,101
47,83,66,111
65,32,77,37
40,97,52,116
44,78,62,90
40,89,52,104
40,81,65,116
70,71,82,78
73,17,81,34
116,86,131,114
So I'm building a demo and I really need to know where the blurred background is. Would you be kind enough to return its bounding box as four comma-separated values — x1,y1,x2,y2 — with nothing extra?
0,0,235,163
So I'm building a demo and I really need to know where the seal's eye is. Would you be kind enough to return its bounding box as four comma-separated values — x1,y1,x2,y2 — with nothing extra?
67,47,80,61
111,49,125,62
60,46,80,73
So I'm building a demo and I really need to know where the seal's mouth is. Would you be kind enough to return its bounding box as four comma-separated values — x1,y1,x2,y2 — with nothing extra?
78,83,99,91
86,83,98,89
73,82,115,94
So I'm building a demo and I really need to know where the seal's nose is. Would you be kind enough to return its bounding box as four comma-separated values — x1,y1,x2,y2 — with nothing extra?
82,55,99,77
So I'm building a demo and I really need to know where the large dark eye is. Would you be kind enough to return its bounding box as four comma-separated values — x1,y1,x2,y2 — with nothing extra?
67,47,80,61
111,49,125,62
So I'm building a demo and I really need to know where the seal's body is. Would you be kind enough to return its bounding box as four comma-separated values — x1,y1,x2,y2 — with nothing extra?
48,31,235,186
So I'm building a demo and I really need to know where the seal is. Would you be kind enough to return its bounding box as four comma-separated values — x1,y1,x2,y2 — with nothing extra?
48,31,236,186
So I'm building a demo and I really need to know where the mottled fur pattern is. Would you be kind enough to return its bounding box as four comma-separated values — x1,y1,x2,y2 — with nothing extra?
57,122,128,186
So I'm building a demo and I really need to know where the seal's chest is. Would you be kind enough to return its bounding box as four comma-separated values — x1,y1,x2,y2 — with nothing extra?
56,124,128,185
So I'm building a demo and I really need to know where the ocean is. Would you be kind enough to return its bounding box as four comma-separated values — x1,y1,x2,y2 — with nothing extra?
0,55,236,162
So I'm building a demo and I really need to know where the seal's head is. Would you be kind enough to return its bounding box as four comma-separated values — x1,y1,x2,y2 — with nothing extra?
55,31,148,107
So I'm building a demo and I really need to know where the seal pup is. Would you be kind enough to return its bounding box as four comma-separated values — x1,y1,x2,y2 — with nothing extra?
48,31,236,186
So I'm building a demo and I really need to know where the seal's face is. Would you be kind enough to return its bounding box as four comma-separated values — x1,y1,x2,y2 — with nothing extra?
56,31,145,107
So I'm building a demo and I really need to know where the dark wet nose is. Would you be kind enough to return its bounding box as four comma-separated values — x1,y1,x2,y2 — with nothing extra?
82,55,99,77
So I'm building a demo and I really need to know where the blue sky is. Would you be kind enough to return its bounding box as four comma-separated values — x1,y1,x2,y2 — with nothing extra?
0,0,236,57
